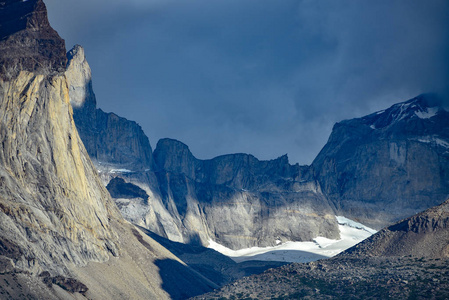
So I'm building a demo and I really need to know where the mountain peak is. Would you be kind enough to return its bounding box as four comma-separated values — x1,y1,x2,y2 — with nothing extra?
66,44,95,108
362,94,448,131
0,0,66,78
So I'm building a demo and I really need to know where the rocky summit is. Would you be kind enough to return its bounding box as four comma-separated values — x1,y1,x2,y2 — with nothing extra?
343,198,449,258
0,0,67,79
313,94,449,229
66,45,155,172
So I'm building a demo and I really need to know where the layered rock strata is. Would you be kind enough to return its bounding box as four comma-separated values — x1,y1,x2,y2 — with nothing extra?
152,139,338,249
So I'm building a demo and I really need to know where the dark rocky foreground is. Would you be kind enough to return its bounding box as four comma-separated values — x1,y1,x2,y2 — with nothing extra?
192,198,449,299
191,256,449,300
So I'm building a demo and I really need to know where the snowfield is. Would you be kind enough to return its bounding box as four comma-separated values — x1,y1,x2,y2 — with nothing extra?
208,216,376,263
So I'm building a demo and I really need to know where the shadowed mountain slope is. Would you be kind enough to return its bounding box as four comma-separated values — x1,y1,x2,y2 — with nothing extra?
313,94,449,229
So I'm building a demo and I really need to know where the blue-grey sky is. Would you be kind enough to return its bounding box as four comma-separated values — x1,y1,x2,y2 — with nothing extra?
45,0,449,164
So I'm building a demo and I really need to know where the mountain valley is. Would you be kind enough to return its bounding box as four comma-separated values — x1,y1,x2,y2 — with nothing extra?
0,0,448,299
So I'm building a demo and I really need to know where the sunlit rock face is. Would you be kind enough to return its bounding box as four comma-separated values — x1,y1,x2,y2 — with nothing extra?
0,71,122,274
0,0,123,276
0,2,220,298
66,45,155,172
313,94,449,229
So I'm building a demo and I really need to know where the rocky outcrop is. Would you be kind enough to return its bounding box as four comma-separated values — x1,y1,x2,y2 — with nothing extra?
66,45,154,171
343,198,449,258
0,0,67,79
313,94,449,229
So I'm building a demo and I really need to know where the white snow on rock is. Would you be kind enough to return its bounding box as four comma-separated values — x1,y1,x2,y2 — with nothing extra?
435,138,449,148
208,216,376,263
415,136,449,149
109,169,133,173
336,216,377,234
415,107,439,119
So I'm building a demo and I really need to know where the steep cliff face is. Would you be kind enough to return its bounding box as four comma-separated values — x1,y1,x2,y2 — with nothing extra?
0,69,122,272
0,1,220,298
313,94,449,229
66,45,154,171
0,0,121,275
152,139,338,250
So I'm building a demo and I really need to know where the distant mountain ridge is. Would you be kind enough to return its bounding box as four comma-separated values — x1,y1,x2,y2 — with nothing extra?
69,42,449,249
313,94,449,228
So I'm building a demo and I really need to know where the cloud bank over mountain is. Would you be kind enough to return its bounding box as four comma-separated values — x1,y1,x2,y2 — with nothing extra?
45,0,449,164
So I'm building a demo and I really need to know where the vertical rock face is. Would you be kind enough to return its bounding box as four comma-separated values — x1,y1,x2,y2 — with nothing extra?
0,71,121,274
0,0,67,79
145,139,339,250
0,2,221,298
66,45,154,171
0,0,123,275
313,94,449,229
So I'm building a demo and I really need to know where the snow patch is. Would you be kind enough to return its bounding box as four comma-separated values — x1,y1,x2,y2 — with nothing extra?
435,138,449,148
109,169,133,173
415,137,449,148
415,107,439,119
336,216,377,234
208,216,376,263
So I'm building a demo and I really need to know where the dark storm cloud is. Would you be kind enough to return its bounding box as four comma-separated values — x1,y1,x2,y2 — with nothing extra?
45,0,449,164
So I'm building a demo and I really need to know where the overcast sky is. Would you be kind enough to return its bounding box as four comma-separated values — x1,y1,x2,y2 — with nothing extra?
45,0,449,165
